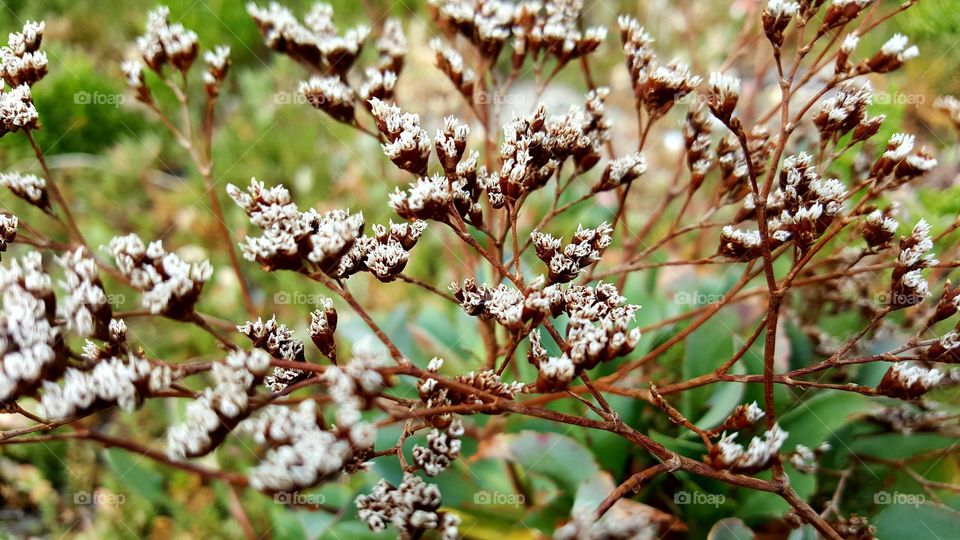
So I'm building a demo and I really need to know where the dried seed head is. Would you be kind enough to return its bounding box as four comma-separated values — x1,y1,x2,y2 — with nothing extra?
762,0,799,48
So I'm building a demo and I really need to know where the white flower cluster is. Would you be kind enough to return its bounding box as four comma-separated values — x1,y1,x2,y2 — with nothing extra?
0,213,16,257
709,424,789,473
637,61,702,118
449,278,554,332
597,152,646,192
533,283,641,391
299,75,355,123
309,298,338,361
246,347,384,492
0,252,61,402
337,220,427,282
776,152,847,247
867,33,918,73
870,132,937,185
166,349,271,459
40,353,172,420
0,20,47,87
433,0,603,67
718,225,762,260
813,82,880,143
237,315,305,362
412,419,464,476
248,2,370,74
430,38,476,98
227,178,364,273
707,71,741,121
109,234,212,318
243,400,356,492
0,171,49,212
237,315,307,393
135,6,199,72
357,67,397,103
877,362,958,399
57,248,112,339
369,98,431,175
0,83,38,136
555,508,655,540
862,208,898,248
531,222,613,284
888,219,937,309
356,473,460,540
202,45,231,92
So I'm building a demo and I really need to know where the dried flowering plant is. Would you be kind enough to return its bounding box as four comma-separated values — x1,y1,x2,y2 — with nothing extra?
1,1,960,538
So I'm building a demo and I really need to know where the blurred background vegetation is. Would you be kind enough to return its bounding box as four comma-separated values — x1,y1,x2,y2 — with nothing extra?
0,0,959,538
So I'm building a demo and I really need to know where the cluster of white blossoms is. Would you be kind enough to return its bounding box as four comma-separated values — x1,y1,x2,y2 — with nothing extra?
166,349,271,460
337,220,427,283
309,298,338,361
449,278,554,333
0,252,62,402
242,400,355,492
430,38,476,99
708,424,789,473
109,234,212,319
790,443,831,475
432,0,604,68
869,132,938,187
57,248,112,340
247,2,371,75
202,45,231,94
412,419,464,477
531,222,613,284
356,472,460,540
238,315,305,362
0,213,16,256
596,152,646,192
0,83,37,137
227,178,364,273
554,508,655,540
877,362,959,400
299,75,355,123
40,354,172,420
530,283,641,391
813,82,882,144
862,208,899,249
0,171,50,213
369,98,432,176
888,219,937,309
0,20,47,88
245,347,384,492
868,33,919,73
706,71,741,123
135,6,199,72
238,314,313,393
